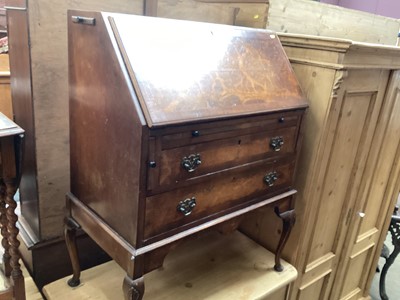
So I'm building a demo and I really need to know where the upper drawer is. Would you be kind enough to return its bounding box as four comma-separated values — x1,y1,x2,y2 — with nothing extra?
147,111,302,191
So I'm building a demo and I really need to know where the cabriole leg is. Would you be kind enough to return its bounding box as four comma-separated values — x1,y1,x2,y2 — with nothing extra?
274,207,296,272
65,217,81,287
123,276,144,300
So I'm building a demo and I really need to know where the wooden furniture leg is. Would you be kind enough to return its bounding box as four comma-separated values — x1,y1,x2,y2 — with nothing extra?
274,207,296,272
4,178,25,300
122,276,144,300
0,181,11,277
65,217,82,287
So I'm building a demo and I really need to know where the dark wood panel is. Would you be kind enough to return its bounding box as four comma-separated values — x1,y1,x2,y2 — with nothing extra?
7,9,39,237
145,159,295,239
152,111,303,140
68,11,146,247
159,112,299,150
156,126,297,188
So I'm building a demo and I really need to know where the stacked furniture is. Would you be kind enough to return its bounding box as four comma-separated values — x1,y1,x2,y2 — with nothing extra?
241,34,400,300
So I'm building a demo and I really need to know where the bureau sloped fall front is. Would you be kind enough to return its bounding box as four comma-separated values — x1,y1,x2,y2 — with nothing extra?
65,11,308,300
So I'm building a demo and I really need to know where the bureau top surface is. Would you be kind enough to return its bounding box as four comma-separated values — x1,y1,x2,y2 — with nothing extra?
108,13,307,127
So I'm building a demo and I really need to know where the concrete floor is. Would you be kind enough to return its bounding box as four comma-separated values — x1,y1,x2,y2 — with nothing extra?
370,231,400,300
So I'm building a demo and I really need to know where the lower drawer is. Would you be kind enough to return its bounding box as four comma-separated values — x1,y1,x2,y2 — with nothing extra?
144,158,294,240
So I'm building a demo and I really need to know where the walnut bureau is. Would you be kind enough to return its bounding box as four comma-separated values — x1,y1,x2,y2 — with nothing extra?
65,11,308,299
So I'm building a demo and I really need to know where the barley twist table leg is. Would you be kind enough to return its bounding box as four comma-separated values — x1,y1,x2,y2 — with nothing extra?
0,181,11,276
4,179,25,300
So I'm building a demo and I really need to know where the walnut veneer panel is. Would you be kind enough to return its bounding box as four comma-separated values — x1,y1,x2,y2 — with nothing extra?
150,111,300,190
111,14,307,127
145,159,294,240
69,11,146,246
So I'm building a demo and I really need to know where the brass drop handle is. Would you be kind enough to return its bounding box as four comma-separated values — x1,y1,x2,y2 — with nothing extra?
177,197,196,216
264,171,278,187
181,153,202,172
270,137,284,151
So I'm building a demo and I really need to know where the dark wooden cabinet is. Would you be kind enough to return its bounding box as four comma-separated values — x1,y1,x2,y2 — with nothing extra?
65,11,307,299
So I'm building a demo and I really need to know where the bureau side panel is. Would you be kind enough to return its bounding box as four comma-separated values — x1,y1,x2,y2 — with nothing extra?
68,11,146,246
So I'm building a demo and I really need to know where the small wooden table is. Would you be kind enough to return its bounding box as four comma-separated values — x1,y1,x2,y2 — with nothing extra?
0,112,25,300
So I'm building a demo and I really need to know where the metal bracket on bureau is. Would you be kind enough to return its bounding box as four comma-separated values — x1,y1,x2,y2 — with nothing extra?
71,16,96,26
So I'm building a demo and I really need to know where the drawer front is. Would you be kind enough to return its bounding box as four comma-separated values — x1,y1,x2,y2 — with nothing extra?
157,127,297,187
158,112,301,149
144,159,295,240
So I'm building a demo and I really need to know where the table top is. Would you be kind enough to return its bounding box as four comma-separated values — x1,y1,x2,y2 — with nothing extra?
0,112,24,137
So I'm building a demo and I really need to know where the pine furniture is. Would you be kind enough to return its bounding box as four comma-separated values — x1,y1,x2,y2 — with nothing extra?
241,34,400,300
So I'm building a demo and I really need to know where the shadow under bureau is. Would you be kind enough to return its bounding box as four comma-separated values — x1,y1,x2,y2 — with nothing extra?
65,11,308,299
